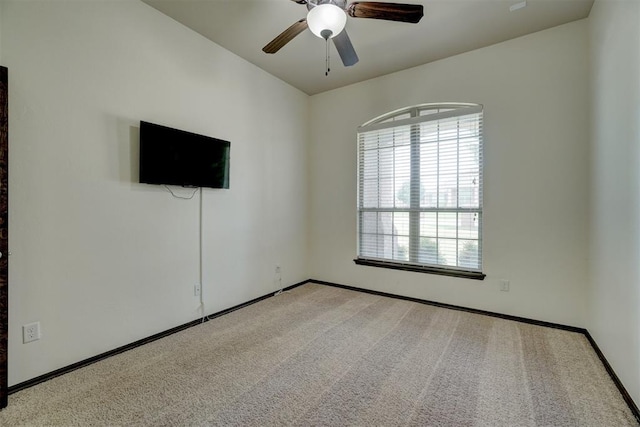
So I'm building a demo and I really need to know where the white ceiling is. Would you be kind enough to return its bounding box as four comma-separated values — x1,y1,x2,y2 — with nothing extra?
142,0,594,95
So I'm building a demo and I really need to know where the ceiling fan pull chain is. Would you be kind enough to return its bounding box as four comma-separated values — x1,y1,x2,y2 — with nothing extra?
325,37,331,76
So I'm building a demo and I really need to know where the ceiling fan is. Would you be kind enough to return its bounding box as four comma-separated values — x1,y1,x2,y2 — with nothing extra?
262,0,424,68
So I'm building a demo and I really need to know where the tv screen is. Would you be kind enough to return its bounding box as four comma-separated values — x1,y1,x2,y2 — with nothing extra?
139,121,230,189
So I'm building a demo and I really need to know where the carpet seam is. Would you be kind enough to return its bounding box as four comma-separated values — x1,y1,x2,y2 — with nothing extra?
289,298,416,425
206,286,385,423
404,311,461,425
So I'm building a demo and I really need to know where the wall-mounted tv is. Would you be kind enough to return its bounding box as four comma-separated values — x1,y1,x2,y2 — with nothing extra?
139,121,230,189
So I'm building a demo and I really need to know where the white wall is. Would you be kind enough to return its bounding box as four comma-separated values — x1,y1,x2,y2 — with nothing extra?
309,21,590,327
0,1,3,63
2,0,308,386
588,0,640,406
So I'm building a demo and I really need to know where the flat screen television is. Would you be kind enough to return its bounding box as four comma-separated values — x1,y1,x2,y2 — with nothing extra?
139,121,230,189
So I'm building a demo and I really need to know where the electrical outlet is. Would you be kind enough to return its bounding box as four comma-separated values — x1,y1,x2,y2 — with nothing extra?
23,322,41,343
194,283,201,297
499,280,510,292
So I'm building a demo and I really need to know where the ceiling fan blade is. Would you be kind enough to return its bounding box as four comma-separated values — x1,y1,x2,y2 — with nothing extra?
347,2,424,23
262,19,308,54
290,0,307,3
333,30,359,67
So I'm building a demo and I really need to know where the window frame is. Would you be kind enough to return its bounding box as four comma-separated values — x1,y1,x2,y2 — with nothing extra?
354,103,486,280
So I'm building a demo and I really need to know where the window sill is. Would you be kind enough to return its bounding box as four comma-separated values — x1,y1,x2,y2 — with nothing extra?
354,258,486,280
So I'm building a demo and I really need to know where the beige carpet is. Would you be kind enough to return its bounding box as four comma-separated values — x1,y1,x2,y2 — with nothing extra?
0,283,637,426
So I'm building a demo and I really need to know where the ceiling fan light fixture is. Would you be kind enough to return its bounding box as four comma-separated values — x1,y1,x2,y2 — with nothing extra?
307,4,347,39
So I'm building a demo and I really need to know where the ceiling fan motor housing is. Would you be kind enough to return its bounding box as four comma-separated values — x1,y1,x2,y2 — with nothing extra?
307,0,347,12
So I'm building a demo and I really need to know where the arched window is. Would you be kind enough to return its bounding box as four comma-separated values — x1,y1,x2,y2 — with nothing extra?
355,103,485,279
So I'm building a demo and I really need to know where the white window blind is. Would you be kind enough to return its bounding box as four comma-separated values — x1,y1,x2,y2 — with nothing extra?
357,104,483,274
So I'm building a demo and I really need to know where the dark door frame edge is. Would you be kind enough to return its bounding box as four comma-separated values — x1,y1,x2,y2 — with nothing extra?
0,65,8,410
